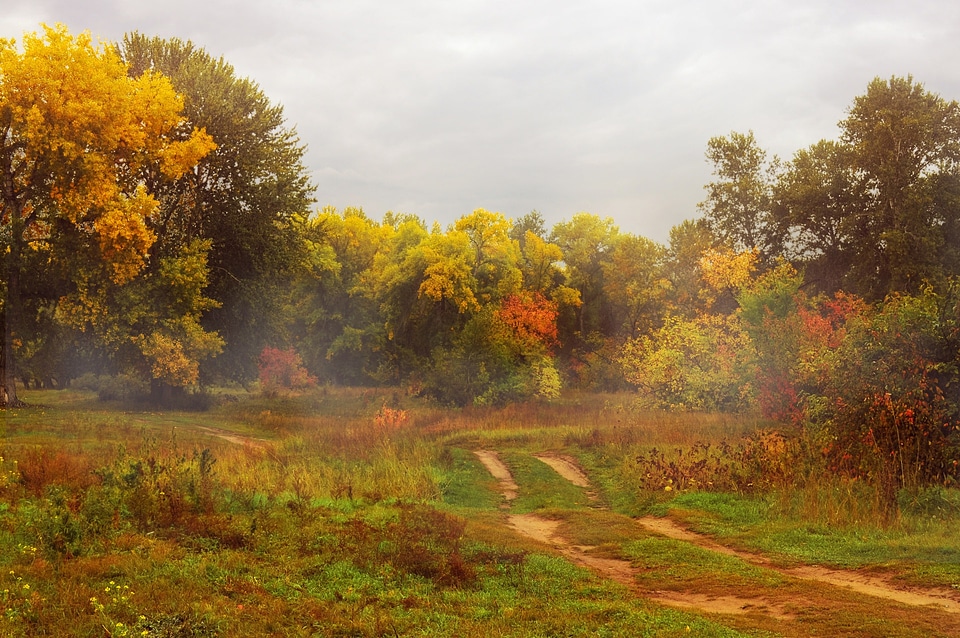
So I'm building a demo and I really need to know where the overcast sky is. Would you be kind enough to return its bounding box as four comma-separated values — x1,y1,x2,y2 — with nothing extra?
4,1,960,242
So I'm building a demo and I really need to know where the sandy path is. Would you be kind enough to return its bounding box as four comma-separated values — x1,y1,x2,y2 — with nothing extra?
533,453,591,488
479,448,790,616
638,516,960,614
475,446,960,619
473,450,519,503
507,511,792,618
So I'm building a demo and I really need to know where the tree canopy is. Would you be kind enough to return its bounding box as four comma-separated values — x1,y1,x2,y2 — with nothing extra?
0,24,214,404
119,33,316,383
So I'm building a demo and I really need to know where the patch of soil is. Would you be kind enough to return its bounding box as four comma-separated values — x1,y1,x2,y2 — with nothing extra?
473,450,519,503
194,426,268,449
534,453,591,488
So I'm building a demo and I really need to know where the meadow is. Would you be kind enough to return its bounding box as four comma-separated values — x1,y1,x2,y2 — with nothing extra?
0,387,959,637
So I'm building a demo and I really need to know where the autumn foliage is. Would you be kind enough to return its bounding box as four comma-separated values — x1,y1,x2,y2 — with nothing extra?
495,292,559,353
0,24,215,403
1,24,958,517
258,347,317,395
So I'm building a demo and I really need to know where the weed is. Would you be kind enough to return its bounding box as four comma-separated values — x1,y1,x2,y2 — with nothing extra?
1,570,41,628
18,448,97,497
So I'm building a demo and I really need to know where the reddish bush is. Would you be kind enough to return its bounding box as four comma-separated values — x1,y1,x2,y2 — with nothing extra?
18,449,97,497
258,347,317,395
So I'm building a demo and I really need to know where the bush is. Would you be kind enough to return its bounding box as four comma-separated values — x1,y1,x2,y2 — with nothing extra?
258,347,317,396
70,373,150,402
821,290,960,505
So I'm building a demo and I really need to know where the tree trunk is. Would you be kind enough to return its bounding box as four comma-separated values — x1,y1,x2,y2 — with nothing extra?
1,139,24,409
3,225,22,407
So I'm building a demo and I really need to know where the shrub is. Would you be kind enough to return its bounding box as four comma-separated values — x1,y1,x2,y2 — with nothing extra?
258,347,317,396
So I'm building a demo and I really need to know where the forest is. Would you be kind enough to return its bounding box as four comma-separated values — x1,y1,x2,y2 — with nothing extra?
1,24,959,636
5,25,959,501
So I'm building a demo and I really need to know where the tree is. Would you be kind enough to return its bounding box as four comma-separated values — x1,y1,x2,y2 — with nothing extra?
662,219,716,316
0,25,214,405
454,208,521,302
119,34,315,383
601,233,669,341
619,313,757,412
774,139,864,292
55,238,226,399
509,210,548,247
839,76,960,299
292,207,392,384
550,213,619,339
698,131,782,260
424,291,562,406
819,285,960,513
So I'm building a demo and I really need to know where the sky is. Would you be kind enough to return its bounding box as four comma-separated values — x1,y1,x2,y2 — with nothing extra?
4,1,960,242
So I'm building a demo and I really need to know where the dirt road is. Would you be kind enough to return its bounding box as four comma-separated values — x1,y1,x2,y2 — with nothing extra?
473,447,960,635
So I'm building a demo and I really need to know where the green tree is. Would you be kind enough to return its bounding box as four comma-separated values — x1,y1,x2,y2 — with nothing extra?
0,25,214,405
293,207,391,384
120,34,315,382
619,313,757,412
509,210,548,247
698,131,782,260
840,76,960,299
602,233,669,341
359,218,434,381
662,219,716,316
550,213,619,339
774,139,864,293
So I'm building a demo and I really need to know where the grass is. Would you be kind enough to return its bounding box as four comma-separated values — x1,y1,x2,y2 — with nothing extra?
658,490,960,590
503,452,589,513
0,385,959,636
438,448,502,510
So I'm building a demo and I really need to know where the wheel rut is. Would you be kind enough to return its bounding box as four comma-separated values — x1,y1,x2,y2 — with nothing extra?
474,448,960,621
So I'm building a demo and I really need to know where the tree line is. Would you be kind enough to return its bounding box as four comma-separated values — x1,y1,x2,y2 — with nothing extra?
3,24,958,502
3,26,960,491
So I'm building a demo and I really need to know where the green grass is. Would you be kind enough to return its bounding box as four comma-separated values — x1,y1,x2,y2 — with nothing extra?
623,536,787,590
657,490,960,590
503,451,590,513
439,447,502,510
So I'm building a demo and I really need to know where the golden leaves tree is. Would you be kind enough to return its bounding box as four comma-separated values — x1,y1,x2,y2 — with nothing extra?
0,25,214,405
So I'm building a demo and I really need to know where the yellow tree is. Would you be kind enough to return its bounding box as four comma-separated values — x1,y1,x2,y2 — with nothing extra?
0,25,214,405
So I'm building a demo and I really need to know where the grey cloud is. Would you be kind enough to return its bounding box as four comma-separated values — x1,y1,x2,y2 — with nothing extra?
6,0,960,241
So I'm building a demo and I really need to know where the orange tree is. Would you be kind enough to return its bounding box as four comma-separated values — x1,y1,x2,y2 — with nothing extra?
0,25,214,404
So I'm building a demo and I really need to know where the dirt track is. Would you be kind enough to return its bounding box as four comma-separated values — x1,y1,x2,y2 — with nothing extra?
195,425,268,448
472,450,519,503
473,448,960,624
636,516,960,613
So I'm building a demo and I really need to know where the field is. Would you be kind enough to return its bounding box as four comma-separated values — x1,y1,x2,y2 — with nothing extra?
1,387,959,637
